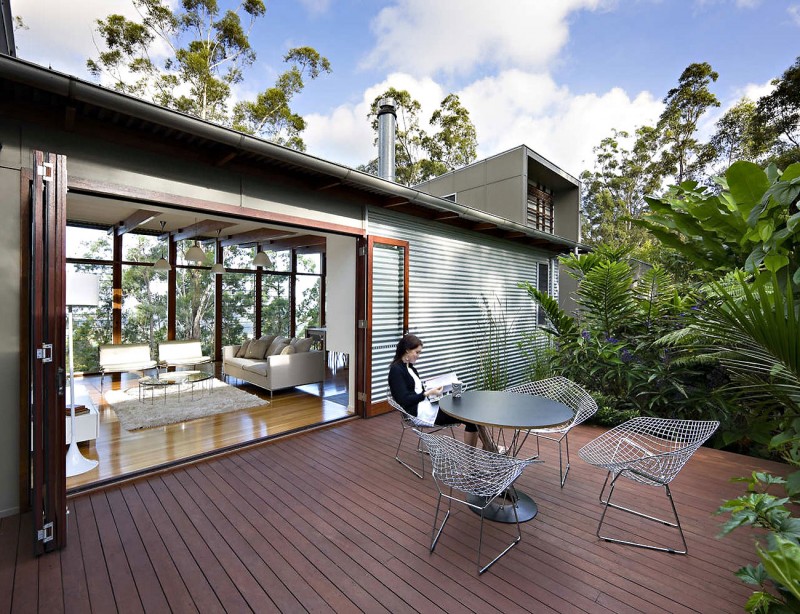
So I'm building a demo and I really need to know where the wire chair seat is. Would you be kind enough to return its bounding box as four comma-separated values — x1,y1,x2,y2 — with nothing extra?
578,416,719,554
416,431,541,574
506,376,597,487
387,392,453,479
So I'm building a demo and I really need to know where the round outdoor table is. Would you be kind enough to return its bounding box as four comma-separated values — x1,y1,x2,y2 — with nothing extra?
439,390,573,523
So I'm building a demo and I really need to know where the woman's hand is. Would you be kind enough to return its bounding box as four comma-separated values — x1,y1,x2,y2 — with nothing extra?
425,386,444,398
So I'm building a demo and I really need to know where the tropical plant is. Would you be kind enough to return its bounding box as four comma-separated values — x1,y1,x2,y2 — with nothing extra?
519,246,730,427
634,161,800,286
475,294,515,391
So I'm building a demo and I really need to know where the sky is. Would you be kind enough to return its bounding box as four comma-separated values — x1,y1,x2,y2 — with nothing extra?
10,0,800,180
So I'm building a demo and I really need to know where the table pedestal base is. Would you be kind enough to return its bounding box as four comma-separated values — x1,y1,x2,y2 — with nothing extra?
468,490,538,523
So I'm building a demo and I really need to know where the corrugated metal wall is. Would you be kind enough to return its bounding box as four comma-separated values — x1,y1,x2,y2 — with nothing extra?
369,208,561,402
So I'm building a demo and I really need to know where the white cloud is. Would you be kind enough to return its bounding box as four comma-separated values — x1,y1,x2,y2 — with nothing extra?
789,5,800,26
461,73,663,176
304,69,664,179
297,0,331,16
12,0,137,77
361,0,605,77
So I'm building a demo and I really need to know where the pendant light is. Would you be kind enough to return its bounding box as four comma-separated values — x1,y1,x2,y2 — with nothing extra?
210,231,225,274
253,245,272,268
184,218,206,263
153,221,171,271
211,262,225,274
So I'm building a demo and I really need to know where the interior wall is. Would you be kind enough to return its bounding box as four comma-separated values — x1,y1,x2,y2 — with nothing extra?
0,165,21,517
325,234,357,407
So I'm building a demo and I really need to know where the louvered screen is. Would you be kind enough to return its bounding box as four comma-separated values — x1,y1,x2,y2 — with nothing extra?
369,208,559,402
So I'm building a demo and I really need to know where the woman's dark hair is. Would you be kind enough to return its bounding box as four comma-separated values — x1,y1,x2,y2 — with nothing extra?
391,333,423,365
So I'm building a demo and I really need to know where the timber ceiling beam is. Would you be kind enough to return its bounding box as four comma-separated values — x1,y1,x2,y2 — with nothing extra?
265,235,326,250
220,228,295,247
382,196,410,209
434,211,460,221
168,219,237,241
110,209,160,236
472,222,497,231
214,150,239,167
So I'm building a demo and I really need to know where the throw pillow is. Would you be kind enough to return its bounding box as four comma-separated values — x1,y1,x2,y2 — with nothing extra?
245,337,270,359
257,334,277,357
292,337,315,353
236,339,252,358
266,336,288,356
279,344,296,355
269,342,289,356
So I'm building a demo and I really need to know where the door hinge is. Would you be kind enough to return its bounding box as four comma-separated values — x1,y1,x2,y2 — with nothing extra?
36,162,54,182
357,320,367,329
357,392,366,401
358,246,367,256
38,522,54,543
36,343,53,363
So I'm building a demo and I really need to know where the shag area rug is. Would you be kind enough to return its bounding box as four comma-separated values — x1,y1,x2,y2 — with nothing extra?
105,378,266,430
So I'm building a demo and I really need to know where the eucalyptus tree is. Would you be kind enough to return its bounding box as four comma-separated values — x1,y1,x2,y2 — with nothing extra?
700,99,774,175
756,55,800,168
579,126,662,250
87,0,330,150
657,62,720,183
363,89,478,185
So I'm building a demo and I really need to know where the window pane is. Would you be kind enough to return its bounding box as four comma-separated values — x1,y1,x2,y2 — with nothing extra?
296,253,320,274
121,264,168,354
67,263,113,372
67,225,111,260
262,274,290,336
269,250,291,272
295,275,321,337
123,233,163,263
175,266,214,354
223,244,254,269
222,272,255,345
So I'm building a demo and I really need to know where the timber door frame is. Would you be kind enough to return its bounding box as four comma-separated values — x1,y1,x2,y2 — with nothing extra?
23,151,68,552
359,235,409,418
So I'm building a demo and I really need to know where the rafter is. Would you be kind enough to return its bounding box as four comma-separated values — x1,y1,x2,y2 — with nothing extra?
110,209,160,236
167,220,237,241
472,222,497,231
265,235,326,250
220,228,295,247
434,211,459,221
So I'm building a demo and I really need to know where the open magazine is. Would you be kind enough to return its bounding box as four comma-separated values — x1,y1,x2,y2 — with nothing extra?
424,372,460,398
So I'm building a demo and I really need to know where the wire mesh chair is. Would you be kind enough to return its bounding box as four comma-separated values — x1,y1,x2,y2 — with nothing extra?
506,376,597,487
387,391,454,479
416,431,541,574
577,417,719,554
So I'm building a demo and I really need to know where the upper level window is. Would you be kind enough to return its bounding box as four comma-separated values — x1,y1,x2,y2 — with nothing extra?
527,183,553,233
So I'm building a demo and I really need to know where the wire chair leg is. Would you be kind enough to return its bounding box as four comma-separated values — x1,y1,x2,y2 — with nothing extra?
477,497,523,575
395,421,425,479
431,489,453,552
558,434,571,488
596,475,688,554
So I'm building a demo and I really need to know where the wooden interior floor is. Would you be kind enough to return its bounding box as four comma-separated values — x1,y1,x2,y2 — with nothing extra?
66,362,352,492
4,419,791,613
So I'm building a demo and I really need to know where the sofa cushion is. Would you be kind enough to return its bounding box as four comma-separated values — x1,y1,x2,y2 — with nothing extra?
266,336,288,356
225,356,261,369
267,342,288,356
242,361,270,377
291,337,315,353
280,344,296,355
236,339,252,358
258,334,277,353
245,337,270,359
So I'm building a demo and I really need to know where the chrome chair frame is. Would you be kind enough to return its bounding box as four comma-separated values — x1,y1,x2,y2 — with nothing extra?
387,392,454,479
578,417,719,554
506,376,597,487
416,431,541,574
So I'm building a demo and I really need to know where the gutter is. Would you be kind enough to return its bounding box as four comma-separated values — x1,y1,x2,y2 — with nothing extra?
0,55,580,251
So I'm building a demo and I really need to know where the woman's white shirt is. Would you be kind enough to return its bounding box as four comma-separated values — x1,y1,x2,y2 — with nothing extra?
408,364,437,424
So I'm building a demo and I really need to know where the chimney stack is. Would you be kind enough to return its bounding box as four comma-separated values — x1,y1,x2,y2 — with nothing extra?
377,99,396,182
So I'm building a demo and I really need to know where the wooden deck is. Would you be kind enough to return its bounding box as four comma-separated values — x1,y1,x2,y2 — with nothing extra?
2,417,789,613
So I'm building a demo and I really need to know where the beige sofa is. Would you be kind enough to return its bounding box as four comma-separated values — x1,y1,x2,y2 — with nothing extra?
223,334,324,398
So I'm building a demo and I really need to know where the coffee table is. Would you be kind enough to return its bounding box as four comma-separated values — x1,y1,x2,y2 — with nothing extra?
439,390,573,523
138,370,213,404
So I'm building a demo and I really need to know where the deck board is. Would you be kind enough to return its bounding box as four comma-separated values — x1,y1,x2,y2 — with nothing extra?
6,416,791,613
